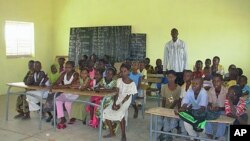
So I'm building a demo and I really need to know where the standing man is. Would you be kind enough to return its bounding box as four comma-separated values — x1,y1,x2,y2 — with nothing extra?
163,28,187,85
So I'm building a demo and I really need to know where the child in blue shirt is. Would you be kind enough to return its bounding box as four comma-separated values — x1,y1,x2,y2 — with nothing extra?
129,61,141,118
238,75,250,107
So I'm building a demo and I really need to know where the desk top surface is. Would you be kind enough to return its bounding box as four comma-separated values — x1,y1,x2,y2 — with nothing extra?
51,88,116,97
7,82,49,90
7,82,116,97
145,107,235,124
147,74,164,78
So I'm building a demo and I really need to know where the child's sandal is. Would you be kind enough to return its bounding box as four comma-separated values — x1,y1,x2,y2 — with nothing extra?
57,123,66,129
68,118,76,124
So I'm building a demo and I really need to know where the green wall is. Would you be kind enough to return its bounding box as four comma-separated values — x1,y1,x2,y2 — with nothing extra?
0,0,54,94
1,0,250,94
53,0,250,79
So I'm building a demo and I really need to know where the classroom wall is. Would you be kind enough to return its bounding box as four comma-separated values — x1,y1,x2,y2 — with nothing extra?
0,0,54,94
52,0,250,79
1,0,249,95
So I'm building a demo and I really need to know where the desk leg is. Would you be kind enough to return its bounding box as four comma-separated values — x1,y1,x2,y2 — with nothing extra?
154,115,158,141
98,96,106,141
227,125,230,141
157,92,160,107
53,92,59,131
150,114,153,141
39,94,43,130
5,86,12,121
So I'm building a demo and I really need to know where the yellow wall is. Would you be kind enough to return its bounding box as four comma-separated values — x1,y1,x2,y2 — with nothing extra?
1,0,250,95
53,0,250,79
0,0,54,94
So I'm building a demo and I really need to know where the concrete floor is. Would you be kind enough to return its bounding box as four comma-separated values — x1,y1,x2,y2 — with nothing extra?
0,94,171,141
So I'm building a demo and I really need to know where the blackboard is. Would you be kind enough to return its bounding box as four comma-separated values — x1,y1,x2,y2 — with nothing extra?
129,34,146,61
69,26,132,64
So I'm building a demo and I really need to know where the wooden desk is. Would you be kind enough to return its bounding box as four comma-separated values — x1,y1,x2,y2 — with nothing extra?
146,107,234,141
51,88,116,97
5,82,50,130
147,74,164,78
52,88,116,141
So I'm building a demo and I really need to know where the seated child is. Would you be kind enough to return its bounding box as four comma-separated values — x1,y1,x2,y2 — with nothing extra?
70,68,93,125
154,59,168,92
203,67,213,91
154,58,163,74
238,75,250,124
179,77,208,141
43,64,60,122
179,70,193,105
144,57,154,74
237,68,243,77
14,60,34,119
57,57,66,73
96,67,117,114
138,60,147,80
211,56,224,76
95,67,117,129
224,64,236,81
177,70,194,136
97,59,107,77
129,61,141,118
158,70,181,141
193,60,203,79
86,69,104,128
137,60,148,104
53,61,79,129
103,63,137,141
238,75,250,106
88,60,96,80
224,68,238,88
225,85,248,125
205,74,227,139
204,58,211,68
26,61,48,115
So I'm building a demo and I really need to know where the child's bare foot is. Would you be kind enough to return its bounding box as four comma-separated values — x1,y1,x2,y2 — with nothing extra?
103,133,115,138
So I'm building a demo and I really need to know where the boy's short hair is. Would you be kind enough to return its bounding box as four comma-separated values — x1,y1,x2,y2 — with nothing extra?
29,60,34,64
35,61,41,65
96,68,104,76
166,70,176,76
213,56,220,61
213,73,223,81
237,68,243,76
107,67,116,75
240,75,248,82
183,69,193,74
81,67,89,73
66,61,75,67
120,63,131,70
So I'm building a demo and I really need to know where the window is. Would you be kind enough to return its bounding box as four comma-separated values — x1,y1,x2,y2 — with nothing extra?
4,21,34,57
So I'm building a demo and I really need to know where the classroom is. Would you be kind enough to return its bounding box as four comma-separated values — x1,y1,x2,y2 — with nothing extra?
0,0,250,141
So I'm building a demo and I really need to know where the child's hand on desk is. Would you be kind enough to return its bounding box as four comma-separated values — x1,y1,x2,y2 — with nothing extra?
178,107,186,112
174,109,179,115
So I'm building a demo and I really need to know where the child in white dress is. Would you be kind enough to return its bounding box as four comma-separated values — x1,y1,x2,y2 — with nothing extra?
103,63,137,141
